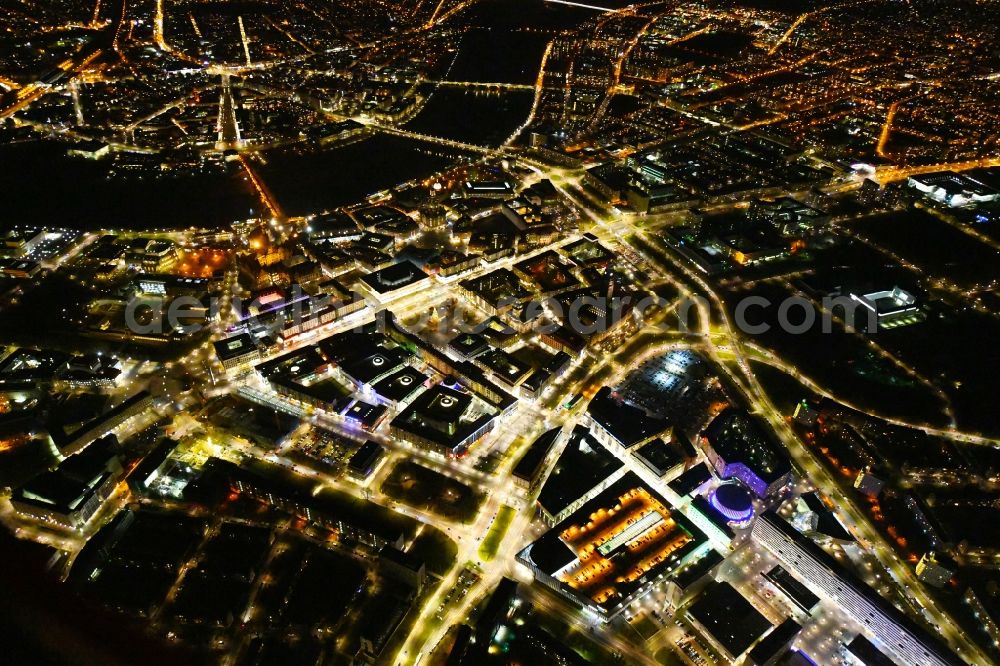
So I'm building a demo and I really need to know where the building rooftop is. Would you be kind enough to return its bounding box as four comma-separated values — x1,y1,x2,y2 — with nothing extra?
688,581,772,659
126,437,178,491
389,384,492,454
257,346,328,381
746,618,802,666
379,544,425,574
512,427,562,485
846,634,898,666
759,511,964,666
13,435,119,515
187,458,413,545
448,332,491,360
459,269,531,309
371,366,427,403
672,549,724,591
342,400,388,429
360,260,428,294
522,473,708,616
856,286,917,317
702,408,791,488
764,565,820,613
690,495,736,539
710,483,755,523
537,425,624,519
347,440,384,477
588,387,671,448
463,180,514,197
0,348,71,384
634,438,685,476
476,349,532,386
669,462,714,497
340,346,405,386
213,333,257,362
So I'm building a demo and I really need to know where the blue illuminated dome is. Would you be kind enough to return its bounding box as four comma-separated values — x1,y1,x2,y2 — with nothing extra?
710,483,755,523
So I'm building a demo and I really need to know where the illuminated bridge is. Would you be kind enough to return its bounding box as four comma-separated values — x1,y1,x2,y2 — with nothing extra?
363,122,519,157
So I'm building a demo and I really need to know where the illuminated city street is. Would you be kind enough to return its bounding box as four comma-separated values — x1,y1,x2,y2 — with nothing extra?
2,0,1000,665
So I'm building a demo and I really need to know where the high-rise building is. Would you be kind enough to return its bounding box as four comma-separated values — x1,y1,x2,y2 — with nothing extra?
752,511,963,666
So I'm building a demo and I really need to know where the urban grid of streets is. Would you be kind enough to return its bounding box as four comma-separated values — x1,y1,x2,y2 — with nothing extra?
3,0,1000,664
8,173,995,666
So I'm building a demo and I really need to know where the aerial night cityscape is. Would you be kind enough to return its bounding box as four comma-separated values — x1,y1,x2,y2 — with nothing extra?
1,0,1000,665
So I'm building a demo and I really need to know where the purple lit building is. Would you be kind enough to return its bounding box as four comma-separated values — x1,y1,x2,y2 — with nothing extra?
701,409,792,498
709,483,755,525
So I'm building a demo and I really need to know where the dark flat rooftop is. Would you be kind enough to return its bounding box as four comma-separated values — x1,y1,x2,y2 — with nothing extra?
342,400,388,428
360,260,428,294
747,617,802,666
669,462,713,496
764,565,819,613
214,333,257,362
372,366,427,403
847,634,898,666
588,387,671,448
341,346,405,385
348,440,384,475
688,581,772,659
513,426,562,485
635,438,684,476
537,425,623,517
